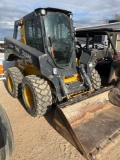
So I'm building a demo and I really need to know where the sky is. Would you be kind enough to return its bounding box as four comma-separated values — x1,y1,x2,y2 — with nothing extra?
0,0,120,39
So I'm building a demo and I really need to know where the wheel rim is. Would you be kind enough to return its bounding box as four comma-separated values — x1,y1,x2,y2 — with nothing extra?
7,75,13,92
23,85,34,108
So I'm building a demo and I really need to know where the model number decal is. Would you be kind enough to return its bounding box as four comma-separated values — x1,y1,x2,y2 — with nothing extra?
21,50,32,62
15,46,20,53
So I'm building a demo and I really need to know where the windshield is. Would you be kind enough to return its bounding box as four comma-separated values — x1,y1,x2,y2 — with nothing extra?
44,13,74,67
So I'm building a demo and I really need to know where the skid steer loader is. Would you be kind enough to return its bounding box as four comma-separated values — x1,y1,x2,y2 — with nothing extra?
4,8,120,160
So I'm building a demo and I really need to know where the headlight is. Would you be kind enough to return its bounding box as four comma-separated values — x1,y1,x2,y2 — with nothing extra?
41,9,46,15
70,14,73,19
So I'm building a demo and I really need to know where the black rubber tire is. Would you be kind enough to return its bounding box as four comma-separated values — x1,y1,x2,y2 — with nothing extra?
6,67,24,98
108,88,120,107
0,105,13,160
91,69,101,90
22,75,52,117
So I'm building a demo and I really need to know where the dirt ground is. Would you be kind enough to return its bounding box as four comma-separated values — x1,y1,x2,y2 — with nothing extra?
0,80,120,160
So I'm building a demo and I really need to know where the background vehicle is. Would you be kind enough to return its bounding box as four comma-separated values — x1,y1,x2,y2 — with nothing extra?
75,28,120,85
0,105,13,160
4,8,120,160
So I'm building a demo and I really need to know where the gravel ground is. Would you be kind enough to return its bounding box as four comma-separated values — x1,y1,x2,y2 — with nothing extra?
0,81,84,160
0,80,120,160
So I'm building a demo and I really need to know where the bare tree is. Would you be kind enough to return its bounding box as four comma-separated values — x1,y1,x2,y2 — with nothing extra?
115,14,120,21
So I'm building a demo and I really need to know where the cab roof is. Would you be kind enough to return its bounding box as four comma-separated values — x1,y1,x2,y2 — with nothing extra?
35,7,72,16
76,28,120,37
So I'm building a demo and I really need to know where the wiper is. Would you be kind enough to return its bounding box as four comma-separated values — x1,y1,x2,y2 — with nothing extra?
48,37,55,58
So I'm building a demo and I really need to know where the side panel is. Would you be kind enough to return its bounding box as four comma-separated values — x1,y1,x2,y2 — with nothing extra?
39,54,63,102
4,37,42,69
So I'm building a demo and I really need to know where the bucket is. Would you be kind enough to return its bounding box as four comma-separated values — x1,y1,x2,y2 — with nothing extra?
53,87,120,160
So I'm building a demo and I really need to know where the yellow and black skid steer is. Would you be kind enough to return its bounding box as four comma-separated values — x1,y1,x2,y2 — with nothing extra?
3,7,120,160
